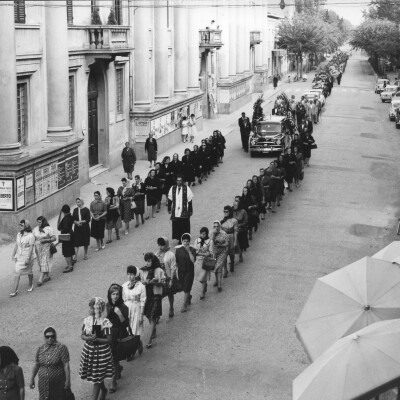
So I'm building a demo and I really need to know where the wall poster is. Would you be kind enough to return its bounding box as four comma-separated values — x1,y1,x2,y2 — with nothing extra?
25,172,34,207
35,162,58,202
0,178,14,211
16,176,25,210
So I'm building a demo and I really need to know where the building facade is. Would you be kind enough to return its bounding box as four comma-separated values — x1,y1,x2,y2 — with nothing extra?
0,0,286,233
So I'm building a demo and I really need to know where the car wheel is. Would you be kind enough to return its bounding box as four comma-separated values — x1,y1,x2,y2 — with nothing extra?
381,99,385,102
397,124,400,129
250,151,256,158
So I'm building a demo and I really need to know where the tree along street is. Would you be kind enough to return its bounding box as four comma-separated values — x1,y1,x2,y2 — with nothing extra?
1,55,400,400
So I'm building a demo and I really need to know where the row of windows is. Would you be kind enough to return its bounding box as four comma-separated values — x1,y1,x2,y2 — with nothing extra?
16,68,124,146
14,0,123,25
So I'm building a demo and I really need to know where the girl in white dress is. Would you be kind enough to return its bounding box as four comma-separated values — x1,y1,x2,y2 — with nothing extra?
181,116,189,143
122,265,146,357
188,114,197,143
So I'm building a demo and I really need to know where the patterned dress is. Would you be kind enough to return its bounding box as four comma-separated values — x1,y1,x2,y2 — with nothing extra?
14,232,35,276
117,186,134,223
79,317,114,383
194,238,214,282
35,343,69,400
212,230,228,273
33,226,54,273
221,218,238,257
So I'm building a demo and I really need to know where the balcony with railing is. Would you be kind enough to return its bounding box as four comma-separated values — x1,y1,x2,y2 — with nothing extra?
68,26,131,54
15,25,42,59
199,29,223,50
250,31,261,45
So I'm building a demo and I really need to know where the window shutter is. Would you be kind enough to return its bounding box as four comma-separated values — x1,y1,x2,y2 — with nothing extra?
17,0,25,23
115,0,122,24
66,0,73,25
14,1,18,22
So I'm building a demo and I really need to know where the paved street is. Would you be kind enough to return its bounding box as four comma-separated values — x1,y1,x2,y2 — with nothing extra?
1,55,400,400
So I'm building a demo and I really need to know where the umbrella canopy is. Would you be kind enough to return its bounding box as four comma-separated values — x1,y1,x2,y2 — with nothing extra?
373,241,400,264
293,319,400,400
295,257,400,361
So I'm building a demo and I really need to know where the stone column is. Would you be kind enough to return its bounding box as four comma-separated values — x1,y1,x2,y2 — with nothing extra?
255,2,263,70
236,4,244,75
154,0,169,100
243,2,251,74
187,4,200,91
174,5,188,96
134,2,154,106
228,3,237,79
216,2,229,80
45,1,72,139
0,2,21,155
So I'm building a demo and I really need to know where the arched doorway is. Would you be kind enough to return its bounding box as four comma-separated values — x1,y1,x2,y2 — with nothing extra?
88,74,98,167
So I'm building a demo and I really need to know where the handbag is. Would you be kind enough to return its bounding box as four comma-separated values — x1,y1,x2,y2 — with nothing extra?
162,275,182,296
130,200,137,210
50,243,58,255
311,143,318,149
114,329,139,361
58,234,71,242
64,388,75,400
202,256,217,271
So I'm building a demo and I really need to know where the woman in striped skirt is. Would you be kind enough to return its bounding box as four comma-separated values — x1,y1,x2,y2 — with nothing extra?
79,297,114,400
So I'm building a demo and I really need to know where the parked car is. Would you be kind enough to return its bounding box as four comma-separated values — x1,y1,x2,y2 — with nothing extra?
375,78,390,94
396,109,400,129
249,116,286,157
380,85,400,102
302,92,319,103
389,99,400,121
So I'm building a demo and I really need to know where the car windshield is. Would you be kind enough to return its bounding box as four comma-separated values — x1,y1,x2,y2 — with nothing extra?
384,87,397,92
259,124,281,135
378,79,388,84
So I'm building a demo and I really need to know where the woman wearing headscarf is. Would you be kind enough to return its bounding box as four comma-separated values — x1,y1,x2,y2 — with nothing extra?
199,141,211,180
220,206,238,277
192,145,203,185
210,133,219,170
276,156,286,206
104,187,122,243
241,187,259,240
302,131,315,167
144,133,158,169
169,153,182,179
154,162,165,212
106,284,130,393
232,199,248,264
121,142,136,180
141,253,165,348
175,234,196,313
132,175,146,227
282,148,296,192
216,131,226,163
57,205,75,274
181,148,195,187
79,297,114,400
33,216,56,286
0,346,25,400
194,227,214,300
90,191,107,251
144,169,161,220
10,220,35,297
211,221,228,292
30,328,70,400
155,237,178,318
251,175,266,220
122,266,146,358
161,156,175,201
72,198,91,261
117,178,134,235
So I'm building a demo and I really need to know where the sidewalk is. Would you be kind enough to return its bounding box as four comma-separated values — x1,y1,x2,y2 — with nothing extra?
0,75,298,281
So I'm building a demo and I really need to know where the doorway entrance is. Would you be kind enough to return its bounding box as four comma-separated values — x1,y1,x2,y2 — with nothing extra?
88,74,99,167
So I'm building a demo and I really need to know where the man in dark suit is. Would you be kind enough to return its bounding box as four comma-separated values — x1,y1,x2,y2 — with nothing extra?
305,115,313,134
238,112,252,152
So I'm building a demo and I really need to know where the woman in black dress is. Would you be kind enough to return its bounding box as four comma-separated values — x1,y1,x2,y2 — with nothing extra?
282,148,296,192
302,131,315,167
192,145,203,185
57,204,75,273
144,169,161,219
276,155,286,206
132,175,146,227
144,133,158,168
161,156,175,204
241,187,259,240
181,148,195,187
154,163,165,212
121,142,136,180
90,191,107,251
199,141,211,180
291,133,302,153
216,131,226,163
73,198,91,261
169,153,182,179
293,146,304,188
175,233,196,313
106,283,130,393
251,175,266,220
105,187,122,243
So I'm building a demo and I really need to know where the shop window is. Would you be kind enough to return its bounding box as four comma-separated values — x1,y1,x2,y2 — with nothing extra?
17,83,28,145
67,0,73,25
14,0,26,24
114,0,122,24
116,68,124,114
69,76,75,128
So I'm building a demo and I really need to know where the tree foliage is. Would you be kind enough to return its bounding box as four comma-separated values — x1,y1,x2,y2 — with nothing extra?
350,18,400,59
363,0,400,22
